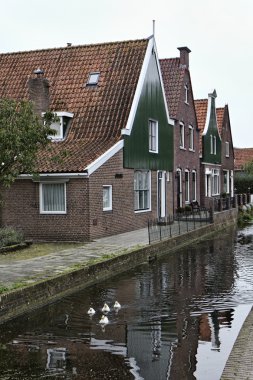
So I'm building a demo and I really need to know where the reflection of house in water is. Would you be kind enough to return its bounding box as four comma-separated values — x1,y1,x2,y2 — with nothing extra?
199,309,234,350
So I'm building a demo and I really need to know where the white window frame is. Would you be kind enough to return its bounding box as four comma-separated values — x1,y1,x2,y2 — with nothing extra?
192,170,197,201
180,123,185,149
210,134,213,154
223,170,229,194
184,83,189,104
40,182,67,214
213,136,217,154
189,125,194,151
212,169,220,196
149,119,158,153
87,72,100,85
134,170,151,212
103,185,112,211
185,170,190,203
44,111,74,141
225,141,230,157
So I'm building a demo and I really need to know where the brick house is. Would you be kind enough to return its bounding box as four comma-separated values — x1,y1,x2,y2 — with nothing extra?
216,105,235,196
195,90,234,207
160,47,200,211
0,36,175,241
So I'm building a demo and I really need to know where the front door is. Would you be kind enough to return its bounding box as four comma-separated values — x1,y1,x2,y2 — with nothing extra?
176,170,182,208
158,171,166,220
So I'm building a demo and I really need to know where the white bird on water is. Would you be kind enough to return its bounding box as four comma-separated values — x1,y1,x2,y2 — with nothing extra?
102,303,110,313
99,315,109,324
114,301,121,309
87,307,96,315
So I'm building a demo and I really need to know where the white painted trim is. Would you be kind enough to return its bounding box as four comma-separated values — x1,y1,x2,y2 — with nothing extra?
18,173,88,179
153,39,174,125
121,38,153,136
148,119,159,153
134,169,152,213
121,37,174,137
85,140,124,175
39,182,67,214
103,185,113,211
42,111,74,118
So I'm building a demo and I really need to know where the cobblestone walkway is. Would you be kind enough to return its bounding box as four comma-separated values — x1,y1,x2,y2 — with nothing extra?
0,228,149,287
221,306,253,380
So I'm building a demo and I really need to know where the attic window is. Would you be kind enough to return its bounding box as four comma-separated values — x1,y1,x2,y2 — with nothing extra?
43,111,74,140
87,72,100,86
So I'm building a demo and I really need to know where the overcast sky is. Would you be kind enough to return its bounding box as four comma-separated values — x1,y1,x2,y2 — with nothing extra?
1,0,252,147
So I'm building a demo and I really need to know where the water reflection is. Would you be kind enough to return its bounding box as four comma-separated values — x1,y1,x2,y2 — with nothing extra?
0,225,252,379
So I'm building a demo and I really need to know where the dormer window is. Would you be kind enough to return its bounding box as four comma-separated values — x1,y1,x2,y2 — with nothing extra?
87,72,100,86
44,112,74,140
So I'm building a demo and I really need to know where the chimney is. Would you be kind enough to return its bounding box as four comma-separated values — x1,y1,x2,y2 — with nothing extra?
178,47,191,69
28,68,50,116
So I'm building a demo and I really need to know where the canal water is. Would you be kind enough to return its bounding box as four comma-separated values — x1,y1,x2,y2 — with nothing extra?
0,224,253,380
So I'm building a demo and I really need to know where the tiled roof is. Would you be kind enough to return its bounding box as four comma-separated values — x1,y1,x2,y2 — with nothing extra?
159,58,185,118
216,107,225,136
234,148,253,170
0,39,149,173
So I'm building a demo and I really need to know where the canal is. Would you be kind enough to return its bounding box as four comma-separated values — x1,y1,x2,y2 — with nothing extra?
0,224,253,380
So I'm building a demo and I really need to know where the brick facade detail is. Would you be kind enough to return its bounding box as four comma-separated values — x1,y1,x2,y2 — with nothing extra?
1,149,173,242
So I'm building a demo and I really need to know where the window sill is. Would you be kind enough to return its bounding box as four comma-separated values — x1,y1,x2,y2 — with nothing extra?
189,149,195,152
180,147,186,150
103,209,113,213
134,208,151,214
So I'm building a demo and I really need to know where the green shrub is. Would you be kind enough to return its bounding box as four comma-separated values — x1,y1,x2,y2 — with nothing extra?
234,173,253,194
0,227,24,248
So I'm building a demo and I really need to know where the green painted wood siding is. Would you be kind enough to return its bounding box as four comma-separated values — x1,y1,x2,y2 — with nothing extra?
123,53,173,170
202,96,221,164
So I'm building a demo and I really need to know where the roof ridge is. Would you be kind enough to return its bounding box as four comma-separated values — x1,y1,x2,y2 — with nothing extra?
0,37,150,56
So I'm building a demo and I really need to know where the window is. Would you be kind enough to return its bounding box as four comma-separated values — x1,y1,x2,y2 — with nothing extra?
223,170,229,193
184,84,189,104
46,112,74,140
103,185,112,211
40,183,66,214
210,134,213,154
189,126,194,150
185,170,190,203
87,72,100,85
180,123,185,148
134,170,150,211
213,136,217,154
212,169,220,195
225,141,230,157
149,120,158,153
192,171,197,201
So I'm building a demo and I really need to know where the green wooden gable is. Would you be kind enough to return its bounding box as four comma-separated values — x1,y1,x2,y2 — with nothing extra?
202,90,221,164
123,51,173,171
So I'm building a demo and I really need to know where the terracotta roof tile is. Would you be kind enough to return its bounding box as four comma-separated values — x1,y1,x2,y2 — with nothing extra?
0,39,149,173
234,148,253,170
159,58,185,118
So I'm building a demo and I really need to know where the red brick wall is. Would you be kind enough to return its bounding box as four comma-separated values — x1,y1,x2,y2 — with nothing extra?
1,178,90,241
89,150,173,239
0,149,174,241
173,70,200,209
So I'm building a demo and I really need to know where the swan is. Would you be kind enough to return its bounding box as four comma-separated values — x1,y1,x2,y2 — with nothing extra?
99,315,109,324
87,307,96,315
114,301,121,309
102,303,110,313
